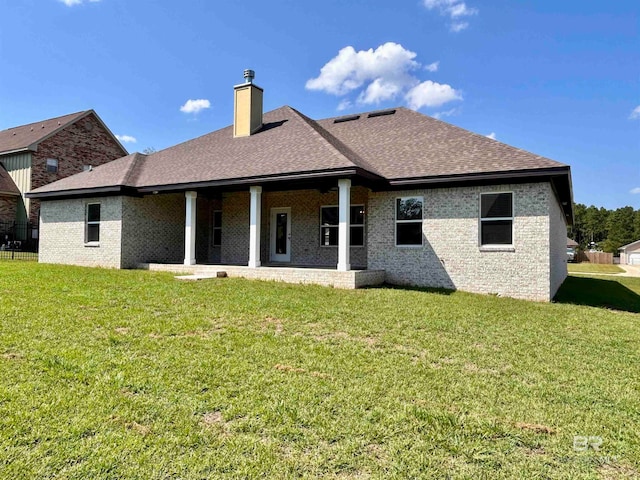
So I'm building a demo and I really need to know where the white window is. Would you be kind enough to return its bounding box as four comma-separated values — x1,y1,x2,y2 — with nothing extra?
212,210,222,247
46,158,58,173
320,205,365,247
85,203,100,243
480,192,513,246
395,196,423,246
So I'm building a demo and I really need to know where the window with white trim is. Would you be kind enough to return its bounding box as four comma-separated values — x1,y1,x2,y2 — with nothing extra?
480,192,513,245
212,210,222,247
85,203,100,243
396,196,423,246
320,205,365,247
46,158,58,173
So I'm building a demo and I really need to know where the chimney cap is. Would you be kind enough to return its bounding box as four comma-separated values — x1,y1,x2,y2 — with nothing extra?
243,69,255,83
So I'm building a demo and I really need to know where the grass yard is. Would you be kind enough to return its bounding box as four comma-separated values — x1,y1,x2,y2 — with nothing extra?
0,264,638,479
568,263,625,275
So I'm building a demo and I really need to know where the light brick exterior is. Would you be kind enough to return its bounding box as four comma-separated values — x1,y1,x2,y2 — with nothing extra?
37,181,567,300
549,190,568,297
121,194,185,268
39,196,123,268
368,182,565,301
29,113,126,222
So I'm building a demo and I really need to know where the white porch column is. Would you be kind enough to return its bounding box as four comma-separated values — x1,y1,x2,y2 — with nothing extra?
248,186,262,268
184,191,197,265
337,178,351,271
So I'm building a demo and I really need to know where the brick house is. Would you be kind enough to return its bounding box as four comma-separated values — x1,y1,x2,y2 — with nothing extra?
28,72,573,301
0,110,127,226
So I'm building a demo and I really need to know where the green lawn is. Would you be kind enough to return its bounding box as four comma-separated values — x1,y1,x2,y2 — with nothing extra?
0,264,638,479
568,263,625,274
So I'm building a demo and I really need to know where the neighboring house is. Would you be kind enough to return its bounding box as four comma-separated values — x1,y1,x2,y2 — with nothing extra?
0,164,21,222
619,240,640,265
28,71,573,301
0,110,127,226
566,237,578,262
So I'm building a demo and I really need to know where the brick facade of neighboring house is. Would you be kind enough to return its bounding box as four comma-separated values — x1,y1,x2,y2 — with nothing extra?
0,196,17,222
30,74,574,301
0,110,127,224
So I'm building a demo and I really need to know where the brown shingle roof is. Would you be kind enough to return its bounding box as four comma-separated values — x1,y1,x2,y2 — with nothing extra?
29,105,570,197
0,164,20,196
318,107,566,180
0,111,89,155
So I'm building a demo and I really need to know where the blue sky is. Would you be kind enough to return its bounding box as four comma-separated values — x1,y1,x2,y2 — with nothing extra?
1,0,638,209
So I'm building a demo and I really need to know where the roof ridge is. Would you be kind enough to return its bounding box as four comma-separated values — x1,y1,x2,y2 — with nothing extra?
1,110,88,133
287,106,383,177
121,152,147,186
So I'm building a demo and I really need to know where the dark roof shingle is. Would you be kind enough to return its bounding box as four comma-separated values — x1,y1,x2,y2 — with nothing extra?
29,105,570,197
0,111,89,155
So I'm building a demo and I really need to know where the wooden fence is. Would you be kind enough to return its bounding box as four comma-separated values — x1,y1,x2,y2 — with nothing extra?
576,251,613,264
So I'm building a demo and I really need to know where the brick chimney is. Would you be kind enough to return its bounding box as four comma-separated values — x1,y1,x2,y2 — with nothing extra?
233,69,263,138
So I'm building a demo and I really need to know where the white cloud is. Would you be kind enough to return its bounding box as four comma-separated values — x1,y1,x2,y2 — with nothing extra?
432,107,460,119
486,132,496,140
306,43,419,98
307,43,462,112
405,80,462,110
337,99,352,111
629,105,640,120
423,0,477,32
630,187,640,194
59,0,100,6
450,22,469,32
425,61,440,72
116,134,137,144
180,99,211,114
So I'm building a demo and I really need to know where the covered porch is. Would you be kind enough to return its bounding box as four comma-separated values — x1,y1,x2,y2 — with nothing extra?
136,177,385,288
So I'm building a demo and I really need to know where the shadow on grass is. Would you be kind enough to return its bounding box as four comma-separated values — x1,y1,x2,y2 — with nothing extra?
554,276,640,313
364,283,455,295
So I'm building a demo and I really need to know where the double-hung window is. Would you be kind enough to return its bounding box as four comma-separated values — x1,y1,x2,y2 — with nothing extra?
480,192,513,246
46,158,58,173
320,205,365,247
85,203,100,244
395,196,423,246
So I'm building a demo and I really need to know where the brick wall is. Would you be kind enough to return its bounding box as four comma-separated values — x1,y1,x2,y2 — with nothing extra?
39,196,123,268
549,191,568,297
368,182,555,301
121,194,185,268
0,195,17,223
29,113,126,222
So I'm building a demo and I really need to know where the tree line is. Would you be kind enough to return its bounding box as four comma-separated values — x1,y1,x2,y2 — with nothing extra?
569,204,640,254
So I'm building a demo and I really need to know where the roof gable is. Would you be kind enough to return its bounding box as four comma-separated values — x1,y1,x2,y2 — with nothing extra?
0,110,127,157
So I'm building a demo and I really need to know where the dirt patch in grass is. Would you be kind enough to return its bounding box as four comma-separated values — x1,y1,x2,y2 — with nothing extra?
1,352,23,360
202,411,224,425
599,462,639,479
126,421,152,436
515,422,557,434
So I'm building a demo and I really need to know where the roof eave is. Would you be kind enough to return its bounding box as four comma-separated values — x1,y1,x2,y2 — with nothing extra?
26,185,138,200
0,147,33,157
136,167,368,194
386,166,571,186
